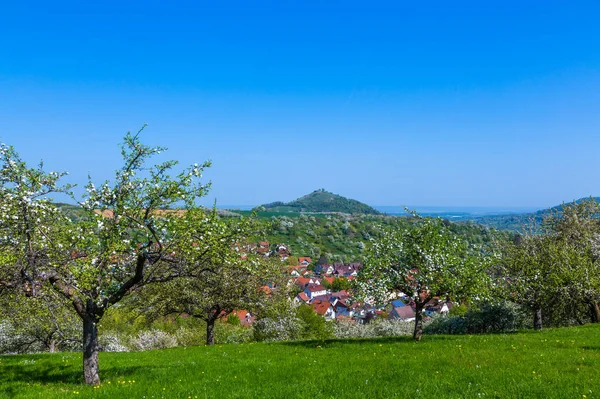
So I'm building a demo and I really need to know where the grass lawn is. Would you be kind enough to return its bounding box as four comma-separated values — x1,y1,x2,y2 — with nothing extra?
1,324,599,398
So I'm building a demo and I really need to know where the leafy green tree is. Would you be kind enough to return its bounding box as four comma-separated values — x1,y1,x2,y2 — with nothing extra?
0,129,211,385
0,292,80,353
502,198,600,328
285,256,299,266
134,209,280,345
356,215,490,341
502,232,580,330
544,198,600,323
331,277,351,292
295,304,334,341
252,281,299,342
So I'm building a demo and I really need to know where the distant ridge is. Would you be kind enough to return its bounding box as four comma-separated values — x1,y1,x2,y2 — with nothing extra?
255,189,381,215
474,196,600,231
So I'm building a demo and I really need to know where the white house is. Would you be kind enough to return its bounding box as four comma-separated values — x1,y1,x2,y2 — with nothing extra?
304,284,327,299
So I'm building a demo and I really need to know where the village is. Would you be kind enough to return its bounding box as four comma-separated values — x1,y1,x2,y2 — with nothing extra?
233,241,453,327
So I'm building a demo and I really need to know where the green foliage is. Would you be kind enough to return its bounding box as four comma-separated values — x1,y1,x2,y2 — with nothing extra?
131,208,281,345
285,256,298,266
0,293,80,353
357,215,492,307
236,212,507,268
426,302,530,334
356,213,492,340
294,305,334,341
500,198,600,328
331,277,351,292
449,303,469,317
252,284,300,343
227,314,241,326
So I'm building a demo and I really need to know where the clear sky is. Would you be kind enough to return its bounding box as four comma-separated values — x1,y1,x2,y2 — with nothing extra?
1,1,599,209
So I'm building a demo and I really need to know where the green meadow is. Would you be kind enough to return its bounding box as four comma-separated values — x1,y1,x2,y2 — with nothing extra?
1,324,599,399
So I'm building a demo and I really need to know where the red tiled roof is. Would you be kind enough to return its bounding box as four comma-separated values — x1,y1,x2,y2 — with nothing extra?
230,309,255,327
296,292,310,302
296,277,311,287
312,300,332,316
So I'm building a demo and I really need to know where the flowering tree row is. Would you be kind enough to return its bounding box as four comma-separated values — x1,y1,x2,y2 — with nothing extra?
0,129,275,385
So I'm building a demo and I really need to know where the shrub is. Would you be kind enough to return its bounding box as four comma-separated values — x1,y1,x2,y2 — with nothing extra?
425,302,529,335
334,321,374,339
0,319,80,354
0,320,26,354
214,323,253,344
449,303,469,316
295,305,334,341
425,315,470,335
226,314,241,326
253,316,301,342
334,319,414,339
98,333,129,352
131,330,178,351
373,320,414,337
174,326,205,347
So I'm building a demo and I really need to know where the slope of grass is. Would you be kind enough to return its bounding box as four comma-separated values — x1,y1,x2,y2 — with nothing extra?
1,325,599,398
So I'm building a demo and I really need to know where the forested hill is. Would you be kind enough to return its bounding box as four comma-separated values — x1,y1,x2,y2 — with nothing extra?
473,196,600,231
256,189,382,215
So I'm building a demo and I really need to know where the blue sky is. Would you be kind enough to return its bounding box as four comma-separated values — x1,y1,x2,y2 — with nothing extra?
1,1,600,208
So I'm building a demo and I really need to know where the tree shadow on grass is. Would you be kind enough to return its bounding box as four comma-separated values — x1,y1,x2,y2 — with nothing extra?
0,361,144,393
279,332,508,349
280,335,416,348
581,346,600,351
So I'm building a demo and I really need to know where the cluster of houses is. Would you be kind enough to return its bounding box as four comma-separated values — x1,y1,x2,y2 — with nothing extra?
286,259,362,279
254,241,291,259
287,255,453,323
234,242,454,326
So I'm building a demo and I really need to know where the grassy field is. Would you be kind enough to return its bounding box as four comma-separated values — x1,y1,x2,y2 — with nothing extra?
1,325,599,398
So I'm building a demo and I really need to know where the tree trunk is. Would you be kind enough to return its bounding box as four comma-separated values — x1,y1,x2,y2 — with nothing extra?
83,313,100,385
413,303,424,341
206,318,216,346
49,339,57,353
533,307,543,331
590,302,600,323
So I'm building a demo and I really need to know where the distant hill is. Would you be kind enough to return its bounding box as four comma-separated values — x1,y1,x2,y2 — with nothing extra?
473,196,600,231
55,202,88,221
256,189,382,215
